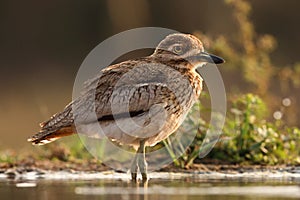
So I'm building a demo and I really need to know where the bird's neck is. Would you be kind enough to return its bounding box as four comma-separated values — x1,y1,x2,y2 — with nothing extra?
151,55,203,98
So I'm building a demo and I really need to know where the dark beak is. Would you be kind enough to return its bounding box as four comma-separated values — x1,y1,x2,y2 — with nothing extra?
196,52,225,64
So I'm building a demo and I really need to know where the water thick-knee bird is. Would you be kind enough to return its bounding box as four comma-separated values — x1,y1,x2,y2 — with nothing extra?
28,33,225,181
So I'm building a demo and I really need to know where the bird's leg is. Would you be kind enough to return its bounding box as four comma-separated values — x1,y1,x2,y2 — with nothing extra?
130,140,148,182
137,140,148,182
130,152,138,181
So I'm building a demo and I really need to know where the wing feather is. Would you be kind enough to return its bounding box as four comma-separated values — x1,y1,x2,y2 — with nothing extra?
40,59,180,130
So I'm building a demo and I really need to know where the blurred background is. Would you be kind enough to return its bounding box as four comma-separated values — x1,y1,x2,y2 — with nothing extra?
0,0,299,150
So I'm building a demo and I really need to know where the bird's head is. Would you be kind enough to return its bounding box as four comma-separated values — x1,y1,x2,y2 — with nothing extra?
153,33,225,68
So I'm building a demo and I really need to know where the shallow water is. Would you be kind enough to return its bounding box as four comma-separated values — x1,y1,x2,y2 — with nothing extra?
1,171,300,200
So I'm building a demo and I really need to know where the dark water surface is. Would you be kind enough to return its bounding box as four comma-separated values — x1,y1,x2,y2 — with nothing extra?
1,172,300,200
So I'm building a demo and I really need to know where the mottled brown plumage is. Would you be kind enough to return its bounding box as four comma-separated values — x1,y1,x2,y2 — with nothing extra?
28,33,224,181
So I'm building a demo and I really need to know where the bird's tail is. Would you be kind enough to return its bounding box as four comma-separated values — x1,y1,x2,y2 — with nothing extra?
27,126,75,145
28,102,75,145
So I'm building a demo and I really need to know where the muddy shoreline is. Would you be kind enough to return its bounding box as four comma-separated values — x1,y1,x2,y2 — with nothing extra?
1,159,300,181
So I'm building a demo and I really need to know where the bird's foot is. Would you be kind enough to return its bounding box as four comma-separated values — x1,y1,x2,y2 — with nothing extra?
141,172,148,183
137,154,148,182
130,140,148,182
130,155,148,182
131,172,137,182
130,162,138,182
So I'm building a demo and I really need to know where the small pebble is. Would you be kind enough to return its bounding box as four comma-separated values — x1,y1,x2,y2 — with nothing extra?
5,169,19,179
16,182,37,188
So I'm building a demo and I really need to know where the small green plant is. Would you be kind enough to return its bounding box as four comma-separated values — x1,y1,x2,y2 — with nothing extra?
217,94,299,165
0,150,17,164
170,93,300,166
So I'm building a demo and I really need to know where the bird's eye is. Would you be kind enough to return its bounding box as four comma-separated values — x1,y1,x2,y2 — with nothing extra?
173,45,183,54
